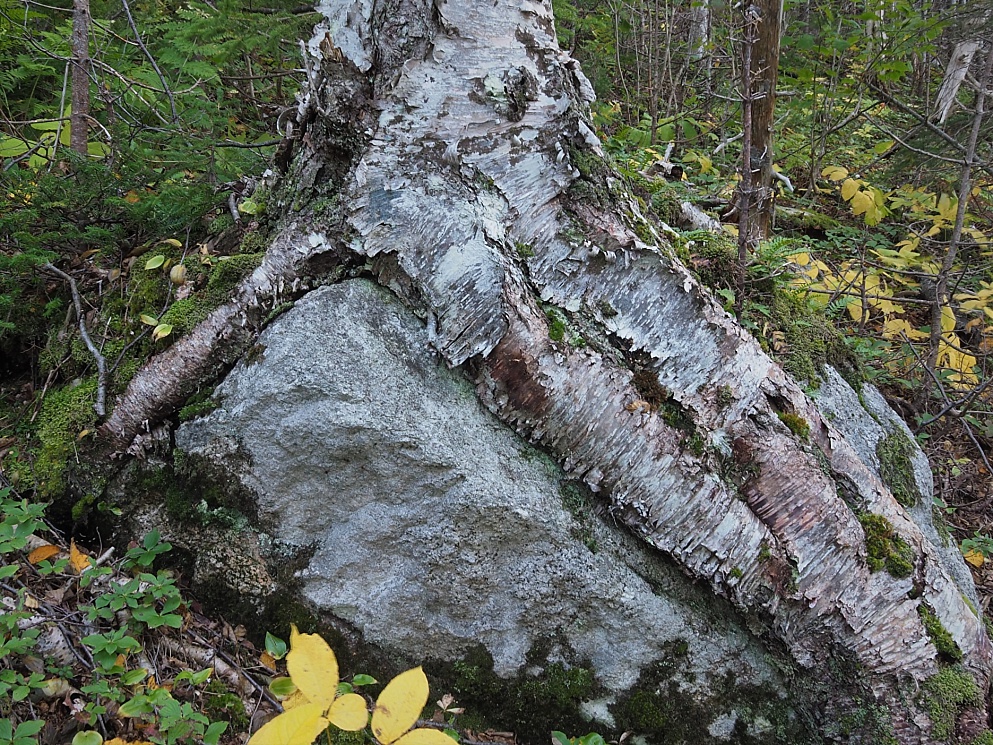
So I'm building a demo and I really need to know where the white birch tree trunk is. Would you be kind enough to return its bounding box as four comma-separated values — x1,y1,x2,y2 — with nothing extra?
95,0,992,740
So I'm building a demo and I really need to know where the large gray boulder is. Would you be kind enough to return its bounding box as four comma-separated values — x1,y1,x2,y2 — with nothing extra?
176,279,811,741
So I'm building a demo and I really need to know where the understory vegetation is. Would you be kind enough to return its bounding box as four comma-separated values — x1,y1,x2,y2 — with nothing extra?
2,0,993,741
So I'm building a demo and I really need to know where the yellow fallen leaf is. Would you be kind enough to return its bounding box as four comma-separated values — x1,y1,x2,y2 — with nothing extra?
287,625,339,711
28,544,61,564
260,651,277,671
327,692,368,731
69,539,91,573
372,667,430,745
964,549,985,567
152,323,173,342
248,703,328,745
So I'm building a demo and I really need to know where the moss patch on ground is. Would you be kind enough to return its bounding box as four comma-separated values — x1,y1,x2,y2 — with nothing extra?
33,377,98,497
426,644,599,742
859,513,914,578
876,428,921,507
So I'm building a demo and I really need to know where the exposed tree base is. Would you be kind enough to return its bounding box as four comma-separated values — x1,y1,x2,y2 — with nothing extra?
89,0,992,741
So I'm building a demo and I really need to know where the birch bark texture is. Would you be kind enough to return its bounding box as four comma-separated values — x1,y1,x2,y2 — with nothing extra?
99,0,992,740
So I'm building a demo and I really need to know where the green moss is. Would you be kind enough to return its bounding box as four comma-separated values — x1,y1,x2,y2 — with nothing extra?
515,241,535,259
239,227,272,255
682,231,738,291
433,645,598,739
570,148,612,182
921,667,979,741
206,253,264,295
876,428,921,507
327,730,365,745
684,431,705,457
544,305,584,346
34,377,98,497
632,218,656,245
831,704,898,745
774,205,840,232
178,388,219,422
969,731,993,745
161,296,214,336
777,412,810,440
919,605,963,662
769,291,848,388
650,189,682,225
859,513,914,578
758,542,772,561
203,677,249,729
730,566,744,579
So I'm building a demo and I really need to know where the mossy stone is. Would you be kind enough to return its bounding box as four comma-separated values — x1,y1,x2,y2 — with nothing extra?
876,428,921,507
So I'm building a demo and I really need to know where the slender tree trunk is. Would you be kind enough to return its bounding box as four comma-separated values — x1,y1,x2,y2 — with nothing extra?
736,5,754,316
927,41,993,377
93,1,992,740
70,0,90,156
746,0,781,242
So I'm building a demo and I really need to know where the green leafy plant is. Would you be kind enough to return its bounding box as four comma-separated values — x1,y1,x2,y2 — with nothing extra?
0,720,44,745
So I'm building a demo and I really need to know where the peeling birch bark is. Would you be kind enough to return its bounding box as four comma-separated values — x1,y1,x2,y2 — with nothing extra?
934,42,980,124
97,0,992,739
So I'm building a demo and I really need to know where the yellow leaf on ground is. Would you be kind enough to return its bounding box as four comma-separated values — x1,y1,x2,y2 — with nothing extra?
327,692,368,731
260,651,277,671
69,539,90,573
372,667,430,745
28,544,61,564
287,625,338,710
248,703,329,745
392,730,459,745
964,549,985,567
